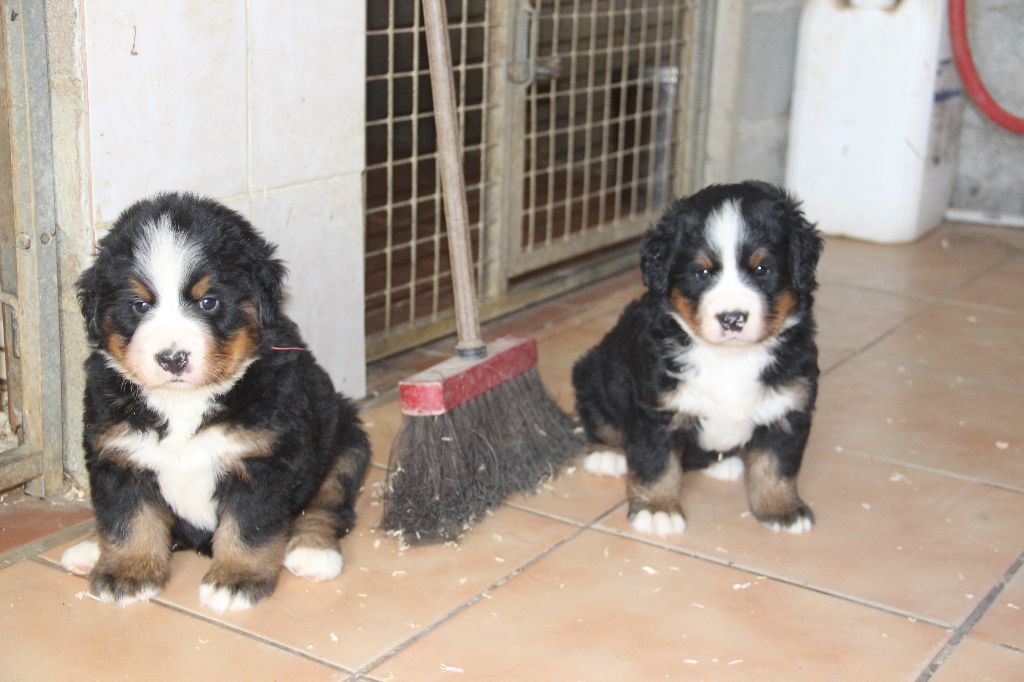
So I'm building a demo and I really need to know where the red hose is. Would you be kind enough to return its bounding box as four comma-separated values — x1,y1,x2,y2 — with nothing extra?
948,0,1024,134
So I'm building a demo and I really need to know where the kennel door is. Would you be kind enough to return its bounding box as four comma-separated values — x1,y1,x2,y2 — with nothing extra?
501,0,690,277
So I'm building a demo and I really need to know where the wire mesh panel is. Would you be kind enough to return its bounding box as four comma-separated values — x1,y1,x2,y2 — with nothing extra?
509,0,688,275
364,0,491,349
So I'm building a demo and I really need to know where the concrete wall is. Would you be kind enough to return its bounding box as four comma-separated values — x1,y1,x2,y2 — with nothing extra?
705,0,1024,223
949,0,1024,219
45,0,368,487
704,0,803,187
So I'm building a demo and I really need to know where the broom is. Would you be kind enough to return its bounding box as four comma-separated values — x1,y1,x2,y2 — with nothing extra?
381,0,583,544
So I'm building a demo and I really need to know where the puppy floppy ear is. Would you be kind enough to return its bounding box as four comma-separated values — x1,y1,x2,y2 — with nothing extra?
250,248,287,328
786,202,823,295
75,265,103,343
641,208,686,294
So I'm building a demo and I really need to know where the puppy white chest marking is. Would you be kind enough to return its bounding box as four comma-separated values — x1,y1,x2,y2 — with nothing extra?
663,342,807,452
106,382,255,532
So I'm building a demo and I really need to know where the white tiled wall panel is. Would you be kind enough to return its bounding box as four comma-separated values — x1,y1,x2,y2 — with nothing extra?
250,173,366,397
84,0,248,223
249,1,366,190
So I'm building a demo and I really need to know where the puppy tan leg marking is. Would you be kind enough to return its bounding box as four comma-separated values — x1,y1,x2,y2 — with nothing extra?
199,514,286,613
627,455,686,537
284,456,358,582
743,449,814,534
89,504,173,606
582,424,628,477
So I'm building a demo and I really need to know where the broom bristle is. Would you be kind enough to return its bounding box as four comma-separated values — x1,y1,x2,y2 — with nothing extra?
381,367,583,544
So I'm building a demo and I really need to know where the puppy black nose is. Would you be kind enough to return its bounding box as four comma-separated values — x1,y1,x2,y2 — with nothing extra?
717,310,748,332
155,349,190,375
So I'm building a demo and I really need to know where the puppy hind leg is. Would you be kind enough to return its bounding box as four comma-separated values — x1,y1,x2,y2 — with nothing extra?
582,423,628,478
285,444,369,582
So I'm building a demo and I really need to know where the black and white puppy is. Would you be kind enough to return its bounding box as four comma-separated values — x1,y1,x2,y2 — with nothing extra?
61,192,370,612
573,181,822,537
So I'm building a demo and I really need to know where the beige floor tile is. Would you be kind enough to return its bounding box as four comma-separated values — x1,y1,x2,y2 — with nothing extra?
595,448,1024,625
858,303,1024,387
818,227,1009,298
362,399,405,468
929,637,1024,682
41,470,577,672
813,355,1024,489
0,561,343,680
814,283,924,356
953,255,1024,311
506,456,625,525
819,345,856,373
972,567,1024,650
370,530,946,681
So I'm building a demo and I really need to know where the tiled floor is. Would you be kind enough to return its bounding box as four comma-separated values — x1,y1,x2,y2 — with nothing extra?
2,222,1023,680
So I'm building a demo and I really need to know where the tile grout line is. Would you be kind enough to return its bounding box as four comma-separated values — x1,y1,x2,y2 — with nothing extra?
0,518,96,569
27,555,354,675
584,522,953,630
346,505,623,681
915,550,1024,682
821,304,930,378
831,447,1024,495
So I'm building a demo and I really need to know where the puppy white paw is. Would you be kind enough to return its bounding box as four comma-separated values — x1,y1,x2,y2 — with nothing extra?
630,509,686,537
198,583,255,613
60,538,100,576
95,583,160,607
702,456,744,482
583,451,628,477
284,546,343,582
762,507,815,535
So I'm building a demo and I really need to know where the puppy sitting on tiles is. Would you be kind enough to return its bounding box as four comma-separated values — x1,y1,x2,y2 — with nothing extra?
61,193,370,612
573,181,823,537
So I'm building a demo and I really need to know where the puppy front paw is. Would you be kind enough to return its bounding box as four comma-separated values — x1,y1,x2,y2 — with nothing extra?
199,565,278,613
583,450,628,477
90,558,168,607
756,502,814,535
628,506,687,537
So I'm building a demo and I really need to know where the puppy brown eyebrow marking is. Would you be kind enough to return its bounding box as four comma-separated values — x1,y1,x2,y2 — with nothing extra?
749,247,769,269
190,274,213,300
695,249,713,270
129,278,154,303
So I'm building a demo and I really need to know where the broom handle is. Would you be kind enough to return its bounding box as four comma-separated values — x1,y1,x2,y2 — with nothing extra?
422,0,486,359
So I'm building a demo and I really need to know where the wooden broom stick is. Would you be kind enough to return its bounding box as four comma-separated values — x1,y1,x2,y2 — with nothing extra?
421,0,486,358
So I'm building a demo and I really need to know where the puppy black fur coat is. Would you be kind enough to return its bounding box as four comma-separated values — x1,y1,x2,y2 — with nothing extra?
64,193,370,612
573,181,822,537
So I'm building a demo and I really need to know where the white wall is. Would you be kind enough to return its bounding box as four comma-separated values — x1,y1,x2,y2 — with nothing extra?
80,0,367,396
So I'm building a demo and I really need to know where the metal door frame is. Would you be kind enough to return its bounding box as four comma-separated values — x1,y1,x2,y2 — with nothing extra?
0,0,65,495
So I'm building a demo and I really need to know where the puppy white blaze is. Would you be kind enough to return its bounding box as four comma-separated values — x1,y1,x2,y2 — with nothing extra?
125,216,211,388
700,201,764,344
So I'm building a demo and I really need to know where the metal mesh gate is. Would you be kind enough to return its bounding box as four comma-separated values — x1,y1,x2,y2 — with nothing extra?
364,0,492,349
509,0,688,275
365,1,704,359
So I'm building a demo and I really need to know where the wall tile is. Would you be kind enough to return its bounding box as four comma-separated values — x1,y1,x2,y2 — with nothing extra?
250,174,366,396
84,0,248,222
249,2,366,190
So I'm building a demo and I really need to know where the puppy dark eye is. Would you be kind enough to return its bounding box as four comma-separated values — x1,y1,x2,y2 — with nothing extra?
198,296,219,312
754,264,771,277
695,268,713,282
132,300,151,315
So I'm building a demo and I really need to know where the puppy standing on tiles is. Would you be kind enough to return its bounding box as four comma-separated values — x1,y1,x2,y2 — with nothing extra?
61,193,370,612
573,181,823,537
